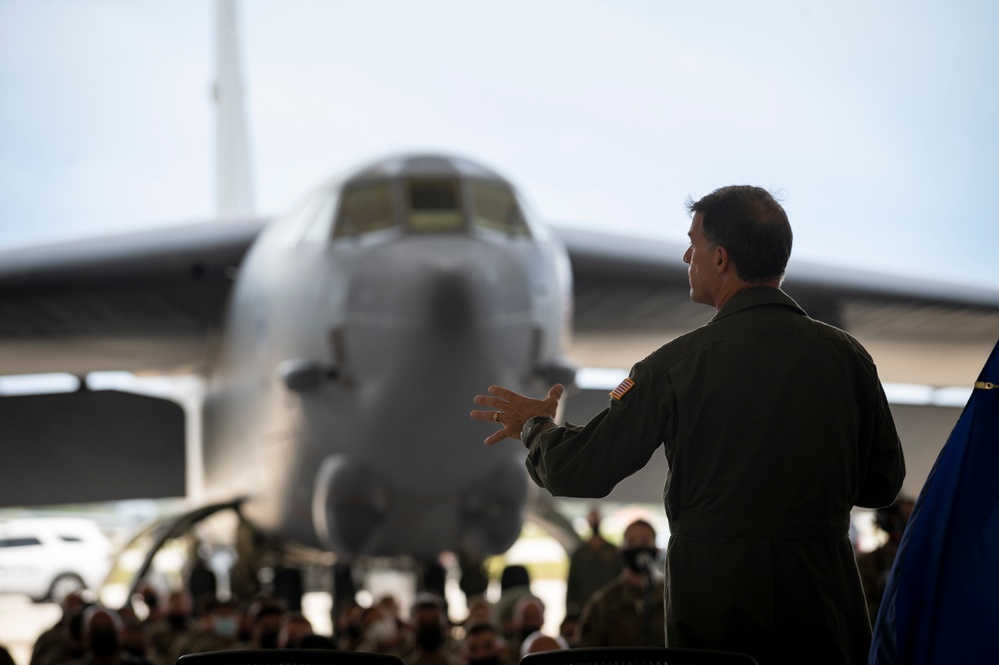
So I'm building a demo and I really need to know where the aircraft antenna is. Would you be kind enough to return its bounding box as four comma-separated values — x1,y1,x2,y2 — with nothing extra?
215,0,256,217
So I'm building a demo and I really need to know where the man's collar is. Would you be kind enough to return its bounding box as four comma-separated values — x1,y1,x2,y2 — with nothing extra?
710,286,806,323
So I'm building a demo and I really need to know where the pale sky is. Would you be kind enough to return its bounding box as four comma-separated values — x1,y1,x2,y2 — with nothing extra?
1,0,998,286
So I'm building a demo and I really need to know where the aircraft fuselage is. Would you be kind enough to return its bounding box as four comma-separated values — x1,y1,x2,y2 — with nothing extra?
200,154,573,559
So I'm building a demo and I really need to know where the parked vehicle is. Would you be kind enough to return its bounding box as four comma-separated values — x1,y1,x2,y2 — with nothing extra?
0,517,113,602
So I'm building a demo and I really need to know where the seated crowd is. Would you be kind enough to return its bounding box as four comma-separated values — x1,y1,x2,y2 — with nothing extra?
19,517,713,665
24,585,578,665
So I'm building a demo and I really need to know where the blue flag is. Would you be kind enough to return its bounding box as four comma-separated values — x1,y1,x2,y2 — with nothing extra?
870,338,999,664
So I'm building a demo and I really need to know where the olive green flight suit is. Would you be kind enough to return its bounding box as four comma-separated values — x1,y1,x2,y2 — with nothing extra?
527,286,904,665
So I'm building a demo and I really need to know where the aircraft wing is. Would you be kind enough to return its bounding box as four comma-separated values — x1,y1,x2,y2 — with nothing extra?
554,223,999,387
0,217,268,377
0,218,266,507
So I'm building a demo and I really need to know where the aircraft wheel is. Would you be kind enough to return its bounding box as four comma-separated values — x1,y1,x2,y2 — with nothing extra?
47,573,85,603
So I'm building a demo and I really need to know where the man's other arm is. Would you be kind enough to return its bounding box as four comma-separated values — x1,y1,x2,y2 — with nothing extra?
526,360,668,498
855,379,906,508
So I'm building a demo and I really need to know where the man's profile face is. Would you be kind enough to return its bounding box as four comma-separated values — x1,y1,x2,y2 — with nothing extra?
682,213,717,307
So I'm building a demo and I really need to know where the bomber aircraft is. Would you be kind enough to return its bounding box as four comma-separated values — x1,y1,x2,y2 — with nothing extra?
2,0,998,609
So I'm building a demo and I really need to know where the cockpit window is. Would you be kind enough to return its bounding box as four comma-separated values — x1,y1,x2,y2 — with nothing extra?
299,191,339,244
334,181,396,238
406,180,462,232
471,182,529,236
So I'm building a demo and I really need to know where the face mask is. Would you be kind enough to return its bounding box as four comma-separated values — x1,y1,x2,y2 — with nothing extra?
167,613,188,630
621,547,658,574
367,618,397,644
416,625,444,651
89,630,119,657
214,616,238,638
259,631,280,649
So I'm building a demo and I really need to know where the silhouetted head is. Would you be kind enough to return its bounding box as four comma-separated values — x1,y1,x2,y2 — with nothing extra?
297,634,338,650
499,564,530,592
83,606,123,659
513,595,545,642
248,597,287,649
521,632,568,656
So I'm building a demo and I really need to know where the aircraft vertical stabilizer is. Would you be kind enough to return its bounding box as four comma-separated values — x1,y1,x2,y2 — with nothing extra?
215,0,255,217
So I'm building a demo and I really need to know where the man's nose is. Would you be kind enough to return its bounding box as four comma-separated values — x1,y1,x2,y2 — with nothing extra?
682,247,692,264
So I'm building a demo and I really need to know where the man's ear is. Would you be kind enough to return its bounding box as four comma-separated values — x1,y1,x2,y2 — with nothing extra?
713,244,730,273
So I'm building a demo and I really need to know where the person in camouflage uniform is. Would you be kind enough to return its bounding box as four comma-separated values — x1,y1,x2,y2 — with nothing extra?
578,519,664,647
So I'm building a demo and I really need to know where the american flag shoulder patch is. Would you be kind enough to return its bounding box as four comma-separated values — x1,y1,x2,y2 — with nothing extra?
610,377,635,400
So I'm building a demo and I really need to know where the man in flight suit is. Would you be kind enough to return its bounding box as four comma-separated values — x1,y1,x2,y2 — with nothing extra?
471,185,905,665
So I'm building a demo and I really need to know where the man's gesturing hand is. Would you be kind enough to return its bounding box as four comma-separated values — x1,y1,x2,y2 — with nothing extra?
471,384,564,446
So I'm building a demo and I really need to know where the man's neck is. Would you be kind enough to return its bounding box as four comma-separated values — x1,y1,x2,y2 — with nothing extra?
713,279,781,311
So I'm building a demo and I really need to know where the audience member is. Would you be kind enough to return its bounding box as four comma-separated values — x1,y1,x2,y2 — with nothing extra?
278,611,314,648
119,619,151,662
0,646,16,665
238,597,287,649
507,595,545,661
857,496,915,619
356,604,403,654
134,582,162,625
57,605,92,665
578,519,665,647
30,592,87,665
461,622,507,665
170,598,242,656
558,612,580,649
492,566,531,642
519,633,568,658
463,596,495,628
565,507,623,617
66,605,153,665
399,592,460,665
377,594,409,634
334,599,364,651
146,591,192,665
296,634,338,650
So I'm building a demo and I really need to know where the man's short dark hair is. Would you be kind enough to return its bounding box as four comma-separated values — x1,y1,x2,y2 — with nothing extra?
686,185,792,283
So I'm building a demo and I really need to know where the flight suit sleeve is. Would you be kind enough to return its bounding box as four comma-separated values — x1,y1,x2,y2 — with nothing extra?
526,358,669,498
855,377,906,508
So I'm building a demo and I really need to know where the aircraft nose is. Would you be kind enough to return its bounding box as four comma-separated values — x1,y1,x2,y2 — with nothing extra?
345,236,532,331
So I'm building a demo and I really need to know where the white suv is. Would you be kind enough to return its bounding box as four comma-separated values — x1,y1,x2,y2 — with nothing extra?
0,517,113,602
